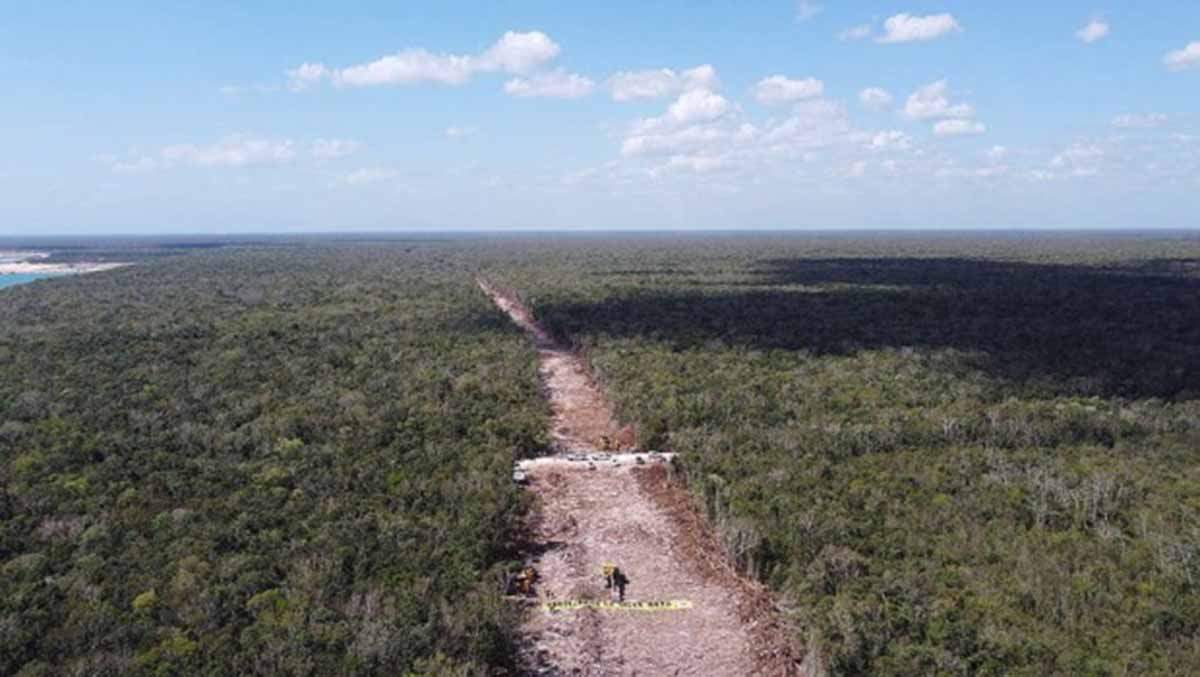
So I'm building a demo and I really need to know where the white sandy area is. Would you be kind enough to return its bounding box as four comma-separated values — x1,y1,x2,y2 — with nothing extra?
0,251,128,275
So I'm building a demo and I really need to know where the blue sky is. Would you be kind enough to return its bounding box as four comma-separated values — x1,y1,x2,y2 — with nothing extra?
1,1,1197,233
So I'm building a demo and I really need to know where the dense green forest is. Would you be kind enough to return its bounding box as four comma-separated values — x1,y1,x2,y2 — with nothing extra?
489,233,1200,675
5,233,1200,675
0,244,549,675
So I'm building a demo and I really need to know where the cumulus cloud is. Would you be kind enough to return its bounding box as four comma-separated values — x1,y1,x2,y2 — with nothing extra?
859,87,893,111
1046,143,1105,177
311,138,361,160
869,130,912,150
878,13,961,44
162,136,297,168
754,75,824,104
666,89,732,125
505,69,595,98
904,80,974,120
286,63,330,91
1164,42,1200,71
608,65,718,101
1111,113,1169,129
839,24,872,41
758,99,853,149
938,164,1009,179
986,145,1009,160
445,126,479,138
667,154,727,173
934,119,987,137
621,124,727,158
1076,19,1110,44
289,31,561,89
479,31,562,73
606,69,976,182
333,50,476,87
617,86,739,161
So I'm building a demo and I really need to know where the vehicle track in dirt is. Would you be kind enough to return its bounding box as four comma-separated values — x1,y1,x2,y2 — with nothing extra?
479,278,812,676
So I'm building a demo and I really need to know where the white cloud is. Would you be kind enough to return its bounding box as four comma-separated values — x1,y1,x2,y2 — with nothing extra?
162,136,297,168
1051,144,1103,166
286,63,330,91
334,50,477,87
1076,19,1110,44
621,124,727,158
904,80,974,120
1047,143,1105,177
290,31,561,89
311,138,361,160
859,87,893,111
759,99,853,149
869,130,912,150
1111,113,1169,129
986,145,1008,160
478,31,561,73
445,126,479,138
938,164,1009,179
608,65,717,101
505,69,595,98
605,72,966,187
1164,42,1200,71
934,119,986,137
667,154,727,173
667,89,731,125
878,13,962,44
839,24,873,41
754,75,824,104
974,165,1009,178
619,87,735,159
342,168,399,185
796,1,822,22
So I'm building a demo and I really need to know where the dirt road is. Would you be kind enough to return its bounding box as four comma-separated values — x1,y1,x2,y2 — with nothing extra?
479,278,810,676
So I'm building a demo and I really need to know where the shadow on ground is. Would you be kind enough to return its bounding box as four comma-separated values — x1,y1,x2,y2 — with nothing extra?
539,258,1200,400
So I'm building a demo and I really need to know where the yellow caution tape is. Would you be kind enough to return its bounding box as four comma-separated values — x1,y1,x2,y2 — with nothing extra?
542,599,694,613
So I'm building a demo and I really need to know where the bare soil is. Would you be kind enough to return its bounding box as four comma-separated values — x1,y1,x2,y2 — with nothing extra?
480,278,812,676
481,278,622,451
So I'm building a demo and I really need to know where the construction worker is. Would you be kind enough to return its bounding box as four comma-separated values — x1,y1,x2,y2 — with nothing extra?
602,564,629,602
516,566,538,596
508,566,538,597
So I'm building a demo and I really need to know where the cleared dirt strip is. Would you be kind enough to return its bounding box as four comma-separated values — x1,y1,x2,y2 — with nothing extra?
479,278,814,676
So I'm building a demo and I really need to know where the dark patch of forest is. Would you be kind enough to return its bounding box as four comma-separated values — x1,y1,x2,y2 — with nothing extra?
0,244,549,675
491,233,1200,675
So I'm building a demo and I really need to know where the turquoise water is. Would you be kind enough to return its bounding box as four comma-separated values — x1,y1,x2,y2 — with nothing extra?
0,273,67,289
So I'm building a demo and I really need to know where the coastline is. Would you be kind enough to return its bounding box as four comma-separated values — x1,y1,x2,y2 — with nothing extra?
0,261,129,275
0,251,128,276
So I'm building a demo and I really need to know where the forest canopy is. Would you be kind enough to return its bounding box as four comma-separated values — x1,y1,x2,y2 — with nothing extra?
4,232,1200,675
489,232,1200,675
0,243,548,675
